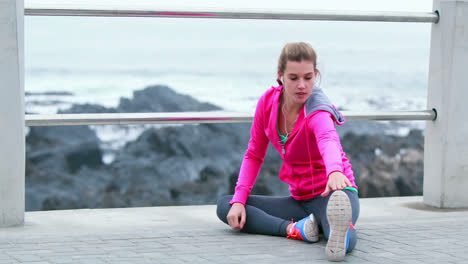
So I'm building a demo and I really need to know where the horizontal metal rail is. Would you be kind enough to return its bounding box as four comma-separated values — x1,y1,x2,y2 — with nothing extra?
25,110,436,127
24,4,439,23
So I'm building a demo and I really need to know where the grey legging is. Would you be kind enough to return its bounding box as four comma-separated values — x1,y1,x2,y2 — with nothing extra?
216,190,360,252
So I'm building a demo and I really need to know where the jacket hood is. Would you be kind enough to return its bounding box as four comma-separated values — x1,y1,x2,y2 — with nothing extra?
304,87,345,125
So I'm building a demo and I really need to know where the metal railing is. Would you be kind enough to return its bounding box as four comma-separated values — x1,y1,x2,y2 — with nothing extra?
24,3,438,127
24,6,439,23
25,110,436,126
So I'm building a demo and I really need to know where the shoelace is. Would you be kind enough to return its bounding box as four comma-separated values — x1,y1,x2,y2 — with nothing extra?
286,220,301,240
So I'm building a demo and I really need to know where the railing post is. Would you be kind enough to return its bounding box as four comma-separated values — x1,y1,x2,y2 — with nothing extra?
424,0,468,208
0,0,25,226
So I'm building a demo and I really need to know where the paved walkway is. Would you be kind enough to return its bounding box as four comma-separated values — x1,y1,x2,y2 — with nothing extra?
1,196,468,264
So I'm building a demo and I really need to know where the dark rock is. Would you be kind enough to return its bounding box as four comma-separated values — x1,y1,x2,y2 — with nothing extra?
169,166,227,205
395,148,424,196
27,125,99,147
26,126,103,173
118,85,221,113
27,100,68,106
25,84,425,211
64,143,103,173
26,91,74,96
336,121,391,137
25,126,108,211
41,196,85,211
57,84,220,114
59,103,117,114
108,122,253,206
341,129,424,198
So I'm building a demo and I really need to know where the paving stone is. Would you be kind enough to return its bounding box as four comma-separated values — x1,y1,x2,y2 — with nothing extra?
75,258,107,264
0,255,18,263
44,256,75,264
11,255,45,262
20,262,51,264
1,198,468,263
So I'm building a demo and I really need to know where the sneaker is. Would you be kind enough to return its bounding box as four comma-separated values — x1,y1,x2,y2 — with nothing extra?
286,213,319,243
325,190,352,262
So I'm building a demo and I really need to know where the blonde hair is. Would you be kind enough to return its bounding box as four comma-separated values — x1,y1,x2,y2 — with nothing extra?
277,42,319,86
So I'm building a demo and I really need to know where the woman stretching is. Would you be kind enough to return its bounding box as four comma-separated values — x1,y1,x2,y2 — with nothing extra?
216,42,360,262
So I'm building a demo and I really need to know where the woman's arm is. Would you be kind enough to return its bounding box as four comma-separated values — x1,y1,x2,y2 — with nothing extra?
308,111,351,196
229,95,270,205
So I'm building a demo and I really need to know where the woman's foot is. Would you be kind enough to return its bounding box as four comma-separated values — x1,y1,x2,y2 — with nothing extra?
286,213,319,243
326,190,352,262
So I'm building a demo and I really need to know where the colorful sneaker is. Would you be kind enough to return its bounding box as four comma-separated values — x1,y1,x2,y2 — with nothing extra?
286,213,319,243
325,190,352,262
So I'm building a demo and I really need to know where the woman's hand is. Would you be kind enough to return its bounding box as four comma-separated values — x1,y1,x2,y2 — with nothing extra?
321,171,352,197
227,202,246,231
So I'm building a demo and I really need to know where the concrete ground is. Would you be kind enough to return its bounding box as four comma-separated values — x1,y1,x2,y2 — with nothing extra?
1,196,468,264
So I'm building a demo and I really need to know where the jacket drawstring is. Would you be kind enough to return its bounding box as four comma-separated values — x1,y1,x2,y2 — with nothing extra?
304,110,315,195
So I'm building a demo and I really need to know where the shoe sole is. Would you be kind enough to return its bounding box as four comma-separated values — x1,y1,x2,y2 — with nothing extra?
325,190,352,262
303,213,319,243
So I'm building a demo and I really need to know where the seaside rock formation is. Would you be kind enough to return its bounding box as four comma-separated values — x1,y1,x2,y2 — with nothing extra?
25,125,111,210
26,126,103,173
25,85,223,210
59,84,221,114
108,122,252,206
59,103,117,114
118,85,221,113
341,129,424,197
25,85,424,211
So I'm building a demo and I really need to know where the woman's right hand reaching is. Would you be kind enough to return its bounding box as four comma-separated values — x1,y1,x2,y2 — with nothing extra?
227,202,246,231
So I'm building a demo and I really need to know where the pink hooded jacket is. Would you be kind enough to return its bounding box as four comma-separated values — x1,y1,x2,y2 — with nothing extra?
230,85,357,205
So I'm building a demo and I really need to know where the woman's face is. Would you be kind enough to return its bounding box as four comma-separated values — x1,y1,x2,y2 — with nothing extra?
279,60,317,107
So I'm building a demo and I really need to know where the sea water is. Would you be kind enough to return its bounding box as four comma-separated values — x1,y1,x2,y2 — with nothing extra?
24,14,432,160
25,15,431,111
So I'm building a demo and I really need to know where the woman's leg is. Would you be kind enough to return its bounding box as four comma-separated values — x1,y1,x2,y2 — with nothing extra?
216,195,310,237
302,189,360,252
